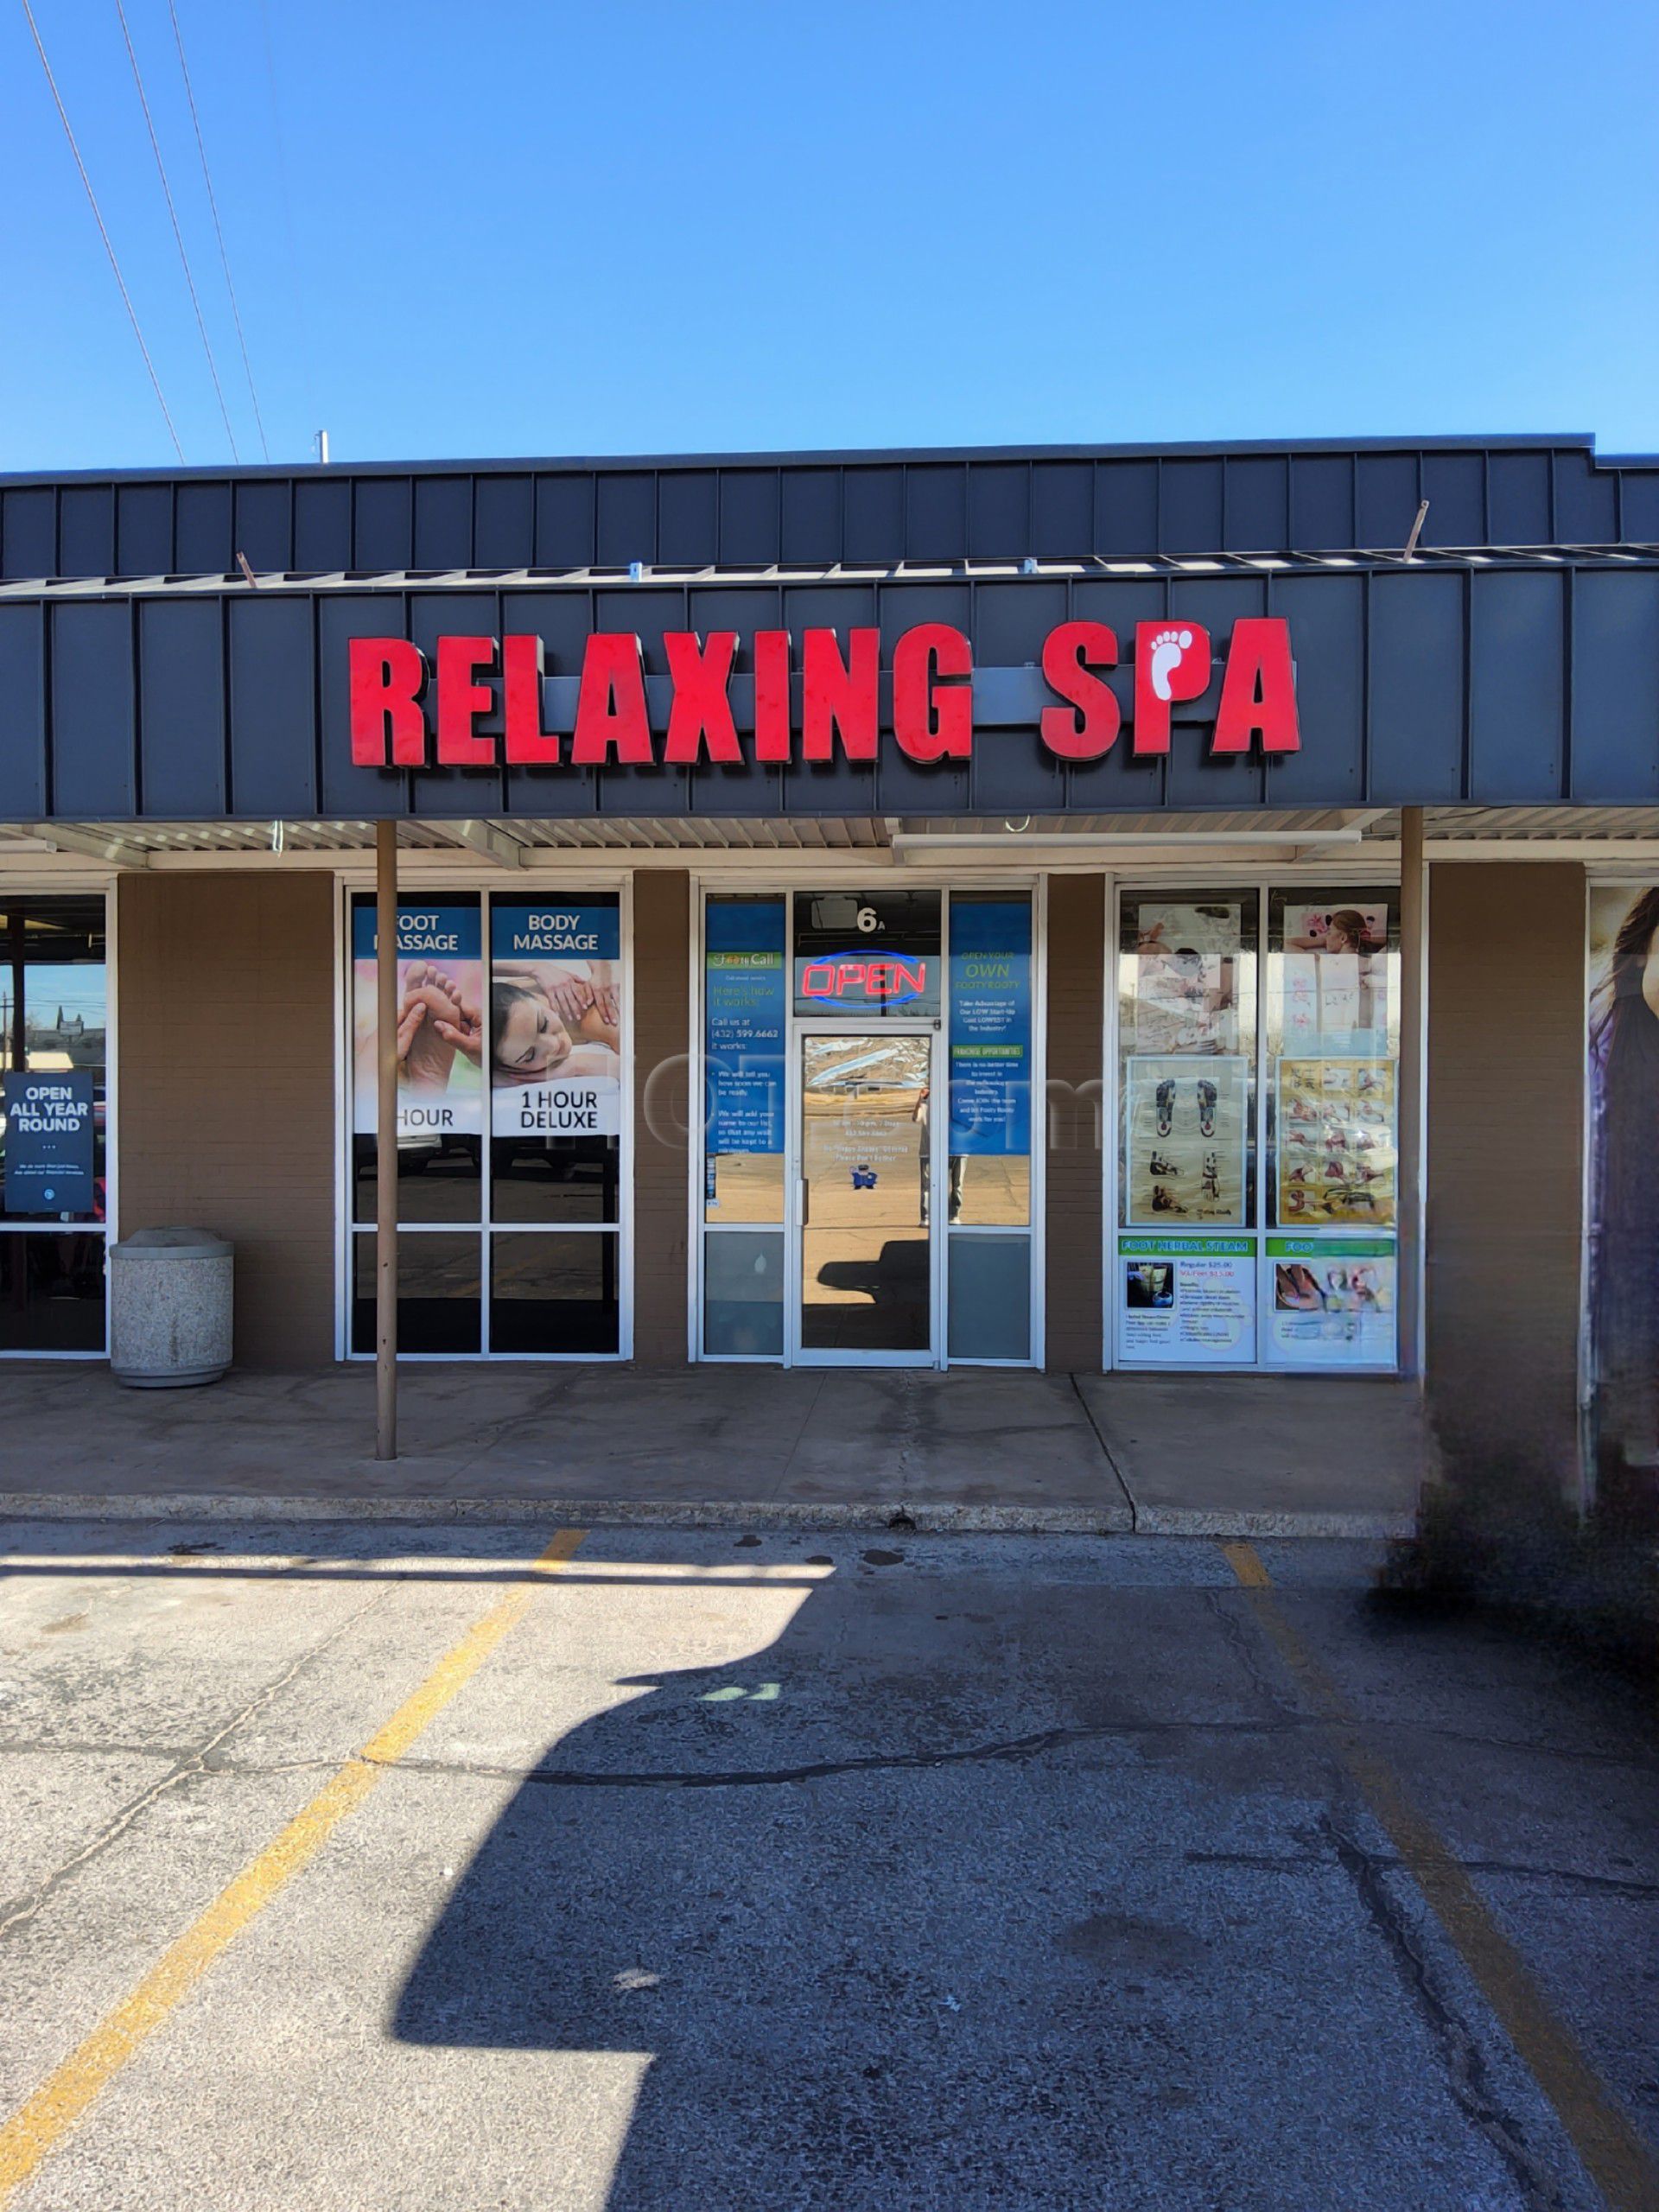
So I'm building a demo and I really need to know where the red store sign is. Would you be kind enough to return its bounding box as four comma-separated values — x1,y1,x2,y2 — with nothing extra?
348,617,1299,770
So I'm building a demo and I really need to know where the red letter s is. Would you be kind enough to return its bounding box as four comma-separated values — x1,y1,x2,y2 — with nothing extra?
1039,622,1120,760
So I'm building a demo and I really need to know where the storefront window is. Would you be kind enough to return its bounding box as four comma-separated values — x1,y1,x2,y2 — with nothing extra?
702,897,787,1355
348,890,625,1357
0,898,108,1355
1264,887,1399,1368
1116,893,1259,1367
351,896,483,1224
792,890,941,1019
1113,885,1401,1373
704,898,786,1226
945,893,1034,1362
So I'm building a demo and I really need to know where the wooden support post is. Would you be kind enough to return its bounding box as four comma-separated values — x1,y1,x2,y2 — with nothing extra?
374,819,398,1459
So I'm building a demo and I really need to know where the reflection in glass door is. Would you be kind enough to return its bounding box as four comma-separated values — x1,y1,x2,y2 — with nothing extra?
797,1031,936,1361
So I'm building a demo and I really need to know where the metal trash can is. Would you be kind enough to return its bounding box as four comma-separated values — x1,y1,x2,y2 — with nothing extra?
109,1227,233,1388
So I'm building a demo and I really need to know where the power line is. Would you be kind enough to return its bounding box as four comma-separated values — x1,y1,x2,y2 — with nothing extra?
20,0,186,461
166,0,269,461
113,0,240,461
257,0,321,435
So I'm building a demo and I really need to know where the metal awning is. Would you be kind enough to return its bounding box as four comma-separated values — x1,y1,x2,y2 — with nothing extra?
5,805,1659,876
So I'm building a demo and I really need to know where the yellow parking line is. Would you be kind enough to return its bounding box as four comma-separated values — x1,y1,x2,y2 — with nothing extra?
1223,1540,1659,2212
0,1527,586,2204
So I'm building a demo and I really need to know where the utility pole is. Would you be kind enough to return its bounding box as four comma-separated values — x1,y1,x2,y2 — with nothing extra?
374,820,397,1459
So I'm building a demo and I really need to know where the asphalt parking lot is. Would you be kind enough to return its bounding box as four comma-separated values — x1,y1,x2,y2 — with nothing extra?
1,1520,1655,2210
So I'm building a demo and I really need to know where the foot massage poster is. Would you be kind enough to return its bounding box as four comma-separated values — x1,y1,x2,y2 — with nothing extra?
1122,1054,1247,1229
489,900,624,1138
352,899,484,1138
1266,1237,1396,1366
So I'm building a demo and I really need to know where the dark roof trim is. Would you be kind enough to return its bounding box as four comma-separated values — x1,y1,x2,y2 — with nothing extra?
0,432,1612,490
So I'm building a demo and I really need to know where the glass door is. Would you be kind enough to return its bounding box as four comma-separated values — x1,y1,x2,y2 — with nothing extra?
793,1027,939,1364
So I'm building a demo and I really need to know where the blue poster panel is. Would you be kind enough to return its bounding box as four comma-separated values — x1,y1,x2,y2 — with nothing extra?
706,899,786,1156
3,1070,96,1214
948,898,1032,1157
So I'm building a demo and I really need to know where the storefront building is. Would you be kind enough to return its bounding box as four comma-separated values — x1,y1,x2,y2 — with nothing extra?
3,435,1658,1505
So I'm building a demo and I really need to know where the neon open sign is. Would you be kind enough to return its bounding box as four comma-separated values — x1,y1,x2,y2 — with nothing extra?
798,955,931,1007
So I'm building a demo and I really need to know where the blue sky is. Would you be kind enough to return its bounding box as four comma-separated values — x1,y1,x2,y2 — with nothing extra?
5,0,1657,472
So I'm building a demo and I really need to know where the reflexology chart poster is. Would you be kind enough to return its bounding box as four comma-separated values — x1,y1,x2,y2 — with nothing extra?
1123,1054,1247,1229
1275,1058,1395,1227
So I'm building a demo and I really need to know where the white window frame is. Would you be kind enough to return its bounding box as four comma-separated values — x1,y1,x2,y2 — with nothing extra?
1104,868,1406,1377
334,874,633,1363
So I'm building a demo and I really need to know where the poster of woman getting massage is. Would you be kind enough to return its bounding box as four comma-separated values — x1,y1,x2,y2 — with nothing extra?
488,900,624,1138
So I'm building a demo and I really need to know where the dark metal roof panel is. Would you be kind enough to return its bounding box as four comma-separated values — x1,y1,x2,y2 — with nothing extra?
7,437,1659,582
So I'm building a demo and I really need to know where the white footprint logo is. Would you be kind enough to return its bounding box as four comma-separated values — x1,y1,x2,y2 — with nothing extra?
1148,627,1193,702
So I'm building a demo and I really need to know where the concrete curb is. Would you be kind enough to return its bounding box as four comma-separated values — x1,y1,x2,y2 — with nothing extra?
1130,1505,1416,1540
0,1490,1414,1540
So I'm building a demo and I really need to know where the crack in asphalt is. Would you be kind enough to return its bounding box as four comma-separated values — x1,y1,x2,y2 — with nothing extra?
200,1713,1308,1792
0,1568,401,1942
1202,1586,1299,1717
1320,1808,1570,2212
1185,1847,1659,1903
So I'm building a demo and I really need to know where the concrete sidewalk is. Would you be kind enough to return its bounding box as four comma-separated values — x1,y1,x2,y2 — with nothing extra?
0,1363,1425,1535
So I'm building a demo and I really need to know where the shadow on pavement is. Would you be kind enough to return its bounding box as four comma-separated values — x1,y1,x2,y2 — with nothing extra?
391,1538,1233,2207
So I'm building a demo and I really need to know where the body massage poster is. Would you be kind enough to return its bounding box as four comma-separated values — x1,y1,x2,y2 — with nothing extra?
352,899,483,1137
490,901,623,1138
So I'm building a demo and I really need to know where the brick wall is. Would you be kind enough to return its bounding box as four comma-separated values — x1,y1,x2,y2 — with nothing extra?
632,870,691,1365
1044,874,1105,1371
1425,861,1585,1480
117,872,336,1368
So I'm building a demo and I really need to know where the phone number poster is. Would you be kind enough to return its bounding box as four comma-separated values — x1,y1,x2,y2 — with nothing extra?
705,899,786,1157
